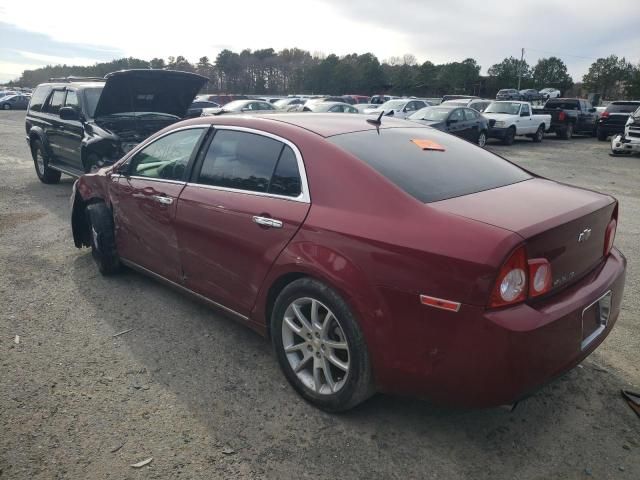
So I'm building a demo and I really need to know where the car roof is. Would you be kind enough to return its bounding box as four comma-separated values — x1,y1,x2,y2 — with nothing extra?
197,113,421,137
37,81,105,89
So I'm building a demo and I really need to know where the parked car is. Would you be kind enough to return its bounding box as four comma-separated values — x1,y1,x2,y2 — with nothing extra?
611,106,640,154
0,94,30,110
596,101,640,141
519,89,544,102
70,113,626,411
255,96,285,104
303,102,359,113
353,103,375,113
274,98,307,110
195,94,248,106
408,105,489,147
496,89,521,101
442,98,491,112
26,70,207,182
532,98,598,139
539,88,561,99
201,99,276,116
367,99,430,119
483,101,551,144
441,95,479,103
344,95,370,104
186,100,220,118
370,95,398,105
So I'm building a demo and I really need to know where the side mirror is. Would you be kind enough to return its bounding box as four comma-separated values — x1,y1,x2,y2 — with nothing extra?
59,107,79,121
403,107,408,113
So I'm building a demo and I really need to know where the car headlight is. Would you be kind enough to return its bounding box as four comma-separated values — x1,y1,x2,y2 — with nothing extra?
494,121,505,127
626,117,634,126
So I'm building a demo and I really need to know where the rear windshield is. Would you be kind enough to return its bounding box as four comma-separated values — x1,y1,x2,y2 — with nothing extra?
328,127,531,203
544,99,579,110
606,102,640,113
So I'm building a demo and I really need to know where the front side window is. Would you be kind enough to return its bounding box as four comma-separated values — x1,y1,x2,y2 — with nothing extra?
449,109,464,121
46,90,66,114
521,104,530,115
65,90,79,109
197,130,283,193
128,128,204,180
465,108,478,120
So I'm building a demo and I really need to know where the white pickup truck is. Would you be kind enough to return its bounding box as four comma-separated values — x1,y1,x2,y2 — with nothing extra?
483,101,551,145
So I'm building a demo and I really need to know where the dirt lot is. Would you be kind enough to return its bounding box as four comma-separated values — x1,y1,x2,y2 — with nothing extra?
1,110,639,479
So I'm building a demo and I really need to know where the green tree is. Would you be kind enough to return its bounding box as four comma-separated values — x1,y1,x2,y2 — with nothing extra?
625,63,640,99
582,55,634,99
488,56,531,90
532,56,573,93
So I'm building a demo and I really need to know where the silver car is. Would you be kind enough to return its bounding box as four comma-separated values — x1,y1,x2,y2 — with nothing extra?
366,99,430,119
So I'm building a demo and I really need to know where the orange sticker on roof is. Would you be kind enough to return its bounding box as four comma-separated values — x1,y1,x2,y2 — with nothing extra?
411,139,445,151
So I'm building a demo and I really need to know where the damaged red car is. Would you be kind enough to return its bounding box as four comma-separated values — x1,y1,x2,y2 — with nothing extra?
71,113,626,411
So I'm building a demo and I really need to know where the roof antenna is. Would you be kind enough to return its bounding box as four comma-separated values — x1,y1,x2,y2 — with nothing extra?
367,110,384,126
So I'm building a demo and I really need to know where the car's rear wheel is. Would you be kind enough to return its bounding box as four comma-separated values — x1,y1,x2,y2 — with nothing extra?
532,125,544,142
558,123,573,140
477,130,487,147
86,203,121,275
31,139,61,184
597,128,608,141
2,104,10,110
502,127,516,145
271,278,374,412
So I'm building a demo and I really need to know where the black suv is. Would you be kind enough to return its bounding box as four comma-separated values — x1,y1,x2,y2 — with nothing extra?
26,69,207,183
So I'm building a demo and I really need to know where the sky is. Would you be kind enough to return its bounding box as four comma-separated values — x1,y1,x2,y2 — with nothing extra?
1,0,639,84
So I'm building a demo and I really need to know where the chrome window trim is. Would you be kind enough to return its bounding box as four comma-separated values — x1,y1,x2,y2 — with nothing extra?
190,125,311,204
110,174,186,186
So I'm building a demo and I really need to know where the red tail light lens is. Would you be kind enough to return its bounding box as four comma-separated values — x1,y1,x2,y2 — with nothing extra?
528,258,552,297
558,111,566,121
489,245,528,308
604,219,617,256
601,111,610,118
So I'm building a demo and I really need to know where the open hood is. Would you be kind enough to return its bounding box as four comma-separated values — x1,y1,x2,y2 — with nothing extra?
93,69,208,118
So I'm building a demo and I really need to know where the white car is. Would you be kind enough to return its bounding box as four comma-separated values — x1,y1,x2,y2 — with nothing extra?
484,101,551,145
365,99,430,118
611,107,640,155
539,88,561,99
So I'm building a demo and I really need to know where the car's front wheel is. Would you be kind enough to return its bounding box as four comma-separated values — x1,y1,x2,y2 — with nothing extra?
477,130,487,148
2,104,10,110
31,139,61,184
502,127,516,145
271,278,374,412
86,203,121,275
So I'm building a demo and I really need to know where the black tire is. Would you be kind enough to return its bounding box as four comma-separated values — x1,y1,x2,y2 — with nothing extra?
271,278,375,412
597,128,608,141
2,103,10,110
477,130,487,148
31,139,61,184
532,125,544,143
86,203,121,275
502,127,516,145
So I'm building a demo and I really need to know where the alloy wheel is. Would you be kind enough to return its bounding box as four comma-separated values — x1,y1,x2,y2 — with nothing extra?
281,297,350,395
477,131,487,147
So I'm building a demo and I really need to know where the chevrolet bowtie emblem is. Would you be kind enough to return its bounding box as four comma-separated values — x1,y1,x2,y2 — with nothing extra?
578,228,592,243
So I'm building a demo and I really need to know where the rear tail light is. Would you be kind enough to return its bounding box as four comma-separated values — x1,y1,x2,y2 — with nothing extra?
528,258,552,297
601,111,610,118
558,111,566,121
604,219,617,256
489,245,528,308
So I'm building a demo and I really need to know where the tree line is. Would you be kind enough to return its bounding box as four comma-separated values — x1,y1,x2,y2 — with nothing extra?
10,49,640,100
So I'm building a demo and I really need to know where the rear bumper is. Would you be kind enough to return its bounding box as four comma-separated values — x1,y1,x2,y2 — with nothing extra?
375,248,627,407
611,135,640,153
598,123,625,136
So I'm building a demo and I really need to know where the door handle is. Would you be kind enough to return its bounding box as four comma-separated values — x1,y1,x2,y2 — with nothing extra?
252,216,283,229
152,195,173,205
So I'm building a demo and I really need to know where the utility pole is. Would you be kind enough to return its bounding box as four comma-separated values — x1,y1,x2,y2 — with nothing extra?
517,48,525,90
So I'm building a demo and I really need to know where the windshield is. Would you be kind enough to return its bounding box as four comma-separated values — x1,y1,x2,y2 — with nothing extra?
409,107,451,121
484,102,521,114
83,87,104,117
380,100,406,110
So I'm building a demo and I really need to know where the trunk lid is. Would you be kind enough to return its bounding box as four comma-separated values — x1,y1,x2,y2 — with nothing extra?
431,178,616,293
93,69,208,118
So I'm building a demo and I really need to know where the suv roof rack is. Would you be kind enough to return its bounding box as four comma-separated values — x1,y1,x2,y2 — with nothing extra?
48,76,105,83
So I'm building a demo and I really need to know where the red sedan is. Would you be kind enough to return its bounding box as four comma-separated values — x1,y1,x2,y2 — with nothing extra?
70,113,626,411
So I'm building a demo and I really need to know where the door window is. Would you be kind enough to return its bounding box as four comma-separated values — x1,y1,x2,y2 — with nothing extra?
197,130,284,193
449,109,464,122
521,104,530,115
65,90,79,109
464,108,478,120
128,128,204,181
46,90,66,115
269,146,302,197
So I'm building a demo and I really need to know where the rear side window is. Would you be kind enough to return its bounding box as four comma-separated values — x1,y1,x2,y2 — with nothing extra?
197,130,283,193
329,127,531,203
269,146,301,197
606,102,640,113
28,85,52,112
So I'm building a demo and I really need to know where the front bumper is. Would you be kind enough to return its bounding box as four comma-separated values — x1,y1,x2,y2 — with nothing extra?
488,126,509,139
611,134,640,154
376,248,627,407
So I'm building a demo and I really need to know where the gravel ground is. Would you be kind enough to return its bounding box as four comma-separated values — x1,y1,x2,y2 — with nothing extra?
1,110,639,479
